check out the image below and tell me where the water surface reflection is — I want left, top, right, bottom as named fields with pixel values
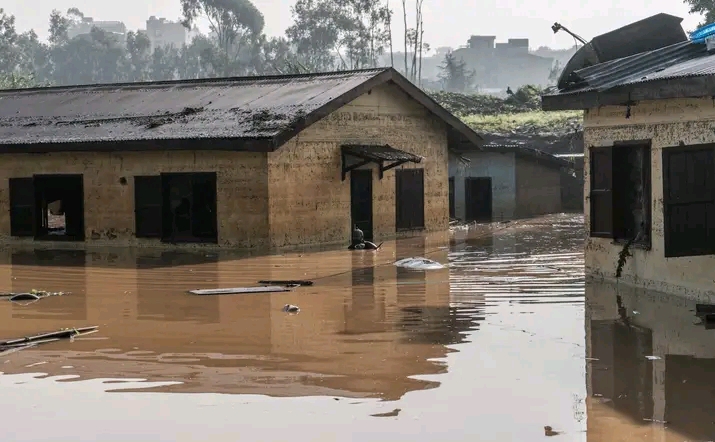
left=586, top=281, right=715, bottom=441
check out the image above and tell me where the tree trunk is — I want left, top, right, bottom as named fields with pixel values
left=402, top=0, right=408, bottom=76
left=387, top=0, right=394, bottom=67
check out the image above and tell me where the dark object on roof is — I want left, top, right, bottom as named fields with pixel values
left=0, top=68, right=483, bottom=154
left=341, top=144, right=422, bottom=180
left=542, top=39, right=714, bottom=110
left=557, top=13, right=687, bottom=90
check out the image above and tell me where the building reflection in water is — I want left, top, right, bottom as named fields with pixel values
left=0, top=235, right=483, bottom=401
left=586, top=280, right=715, bottom=441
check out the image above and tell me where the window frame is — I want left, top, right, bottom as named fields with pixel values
left=588, top=141, right=652, bottom=249
left=395, top=168, right=425, bottom=231
left=662, top=143, right=715, bottom=258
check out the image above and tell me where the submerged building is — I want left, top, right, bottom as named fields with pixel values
left=542, top=13, right=715, bottom=296
left=0, top=68, right=483, bottom=250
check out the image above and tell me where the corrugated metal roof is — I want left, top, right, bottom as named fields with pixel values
left=0, top=69, right=387, bottom=145
left=559, top=40, right=711, bottom=94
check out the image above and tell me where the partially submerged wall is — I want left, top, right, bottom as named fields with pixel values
left=449, top=151, right=516, bottom=221
left=584, top=97, right=715, bottom=296
left=267, top=82, right=449, bottom=248
left=514, top=155, right=562, bottom=218
left=0, top=150, right=269, bottom=248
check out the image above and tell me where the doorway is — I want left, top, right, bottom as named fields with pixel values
left=465, top=177, right=492, bottom=222
left=160, top=172, right=218, bottom=243
left=350, top=169, right=373, bottom=241
left=34, top=174, right=85, bottom=240
left=448, top=177, right=455, bottom=219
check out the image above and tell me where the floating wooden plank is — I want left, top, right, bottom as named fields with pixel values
left=188, top=286, right=293, bottom=295
left=258, top=280, right=314, bottom=286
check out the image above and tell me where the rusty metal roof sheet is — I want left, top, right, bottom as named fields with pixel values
left=0, top=69, right=388, bottom=145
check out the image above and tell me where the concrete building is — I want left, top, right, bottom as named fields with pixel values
left=451, top=36, right=554, bottom=89
left=0, top=68, right=483, bottom=250
left=542, top=13, right=715, bottom=296
left=67, top=17, right=127, bottom=42
left=448, top=143, right=575, bottom=222
left=145, top=16, right=189, bottom=51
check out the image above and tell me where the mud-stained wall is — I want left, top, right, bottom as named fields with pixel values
left=448, top=151, right=515, bottom=221
left=514, top=156, right=562, bottom=218
left=583, top=97, right=715, bottom=296
left=0, top=150, right=269, bottom=248
left=267, top=83, right=449, bottom=248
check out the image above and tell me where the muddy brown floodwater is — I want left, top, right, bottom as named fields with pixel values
left=0, top=214, right=710, bottom=441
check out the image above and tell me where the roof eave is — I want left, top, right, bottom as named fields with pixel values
left=542, top=75, right=715, bottom=111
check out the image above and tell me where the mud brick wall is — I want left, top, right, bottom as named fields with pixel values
left=0, top=149, right=269, bottom=248
left=513, top=155, right=562, bottom=218
left=267, top=83, right=449, bottom=248
left=583, top=97, right=715, bottom=297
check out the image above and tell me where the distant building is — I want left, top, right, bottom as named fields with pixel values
left=67, top=17, right=127, bottom=43
left=145, top=16, right=188, bottom=51
left=452, top=36, right=554, bottom=90
left=448, top=141, right=577, bottom=222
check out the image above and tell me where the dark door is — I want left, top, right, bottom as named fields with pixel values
left=351, top=169, right=373, bottom=241
left=161, top=172, right=218, bottom=243
left=448, top=177, right=455, bottom=219
left=465, top=177, right=492, bottom=222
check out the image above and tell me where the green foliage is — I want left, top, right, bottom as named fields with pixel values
left=429, top=85, right=545, bottom=116
left=684, top=0, right=715, bottom=27
left=438, top=51, right=474, bottom=92
left=0, top=72, right=37, bottom=89
left=461, top=111, right=582, bottom=136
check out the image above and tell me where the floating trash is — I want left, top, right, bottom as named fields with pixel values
left=394, top=257, right=446, bottom=270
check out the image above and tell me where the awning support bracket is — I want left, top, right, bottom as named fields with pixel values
left=379, top=160, right=409, bottom=179
left=341, top=153, right=372, bottom=181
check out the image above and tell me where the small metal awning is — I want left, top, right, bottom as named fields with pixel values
left=341, top=144, right=422, bottom=180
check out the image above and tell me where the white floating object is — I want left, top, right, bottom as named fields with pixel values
left=394, top=257, right=446, bottom=270
left=188, top=286, right=293, bottom=295
left=645, top=355, right=662, bottom=360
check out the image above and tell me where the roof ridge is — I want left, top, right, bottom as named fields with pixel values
left=0, top=67, right=392, bottom=94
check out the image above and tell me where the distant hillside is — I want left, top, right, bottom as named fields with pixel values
left=428, top=86, right=583, bottom=154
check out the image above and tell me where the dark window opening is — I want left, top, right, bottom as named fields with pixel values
left=589, top=143, right=651, bottom=247
left=395, top=168, right=425, bottom=231
left=448, top=177, right=455, bottom=219
left=663, top=145, right=715, bottom=257
left=9, top=175, right=84, bottom=241
left=137, top=172, right=218, bottom=244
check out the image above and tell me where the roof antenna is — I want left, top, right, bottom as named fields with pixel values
left=552, top=22, right=588, bottom=46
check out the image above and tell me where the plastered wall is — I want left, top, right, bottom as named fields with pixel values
left=267, top=83, right=449, bottom=248
left=584, top=97, right=715, bottom=296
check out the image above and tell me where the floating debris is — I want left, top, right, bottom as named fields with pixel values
left=282, top=304, right=300, bottom=313
left=394, top=257, right=446, bottom=270
left=258, top=280, right=313, bottom=287
left=188, top=286, right=294, bottom=295
left=544, top=426, right=562, bottom=436
left=0, top=326, right=99, bottom=354
left=645, top=355, right=662, bottom=360
left=371, top=408, right=401, bottom=418
left=0, top=289, right=69, bottom=301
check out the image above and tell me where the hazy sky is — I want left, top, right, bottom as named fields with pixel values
left=4, top=0, right=702, bottom=51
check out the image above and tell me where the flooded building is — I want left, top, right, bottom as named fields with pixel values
left=542, top=13, right=715, bottom=296
left=447, top=143, right=574, bottom=222
left=0, top=68, right=483, bottom=250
